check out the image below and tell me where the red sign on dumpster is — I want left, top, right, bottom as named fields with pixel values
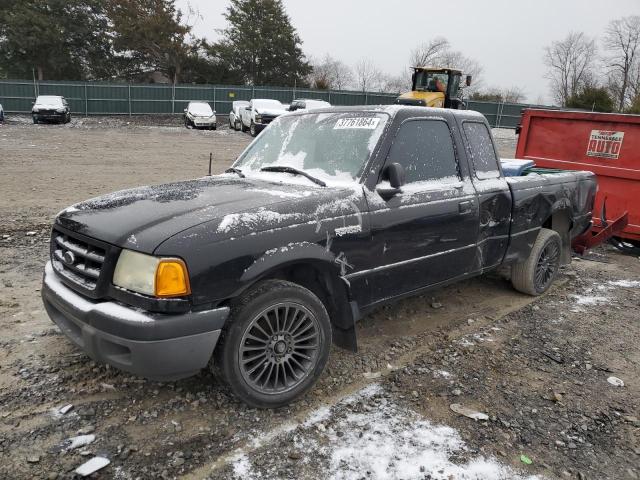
left=586, top=130, right=625, bottom=160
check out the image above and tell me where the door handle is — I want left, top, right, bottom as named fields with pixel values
left=458, top=200, right=473, bottom=214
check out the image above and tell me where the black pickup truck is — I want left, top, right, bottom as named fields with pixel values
left=42, top=106, right=596, bottom=407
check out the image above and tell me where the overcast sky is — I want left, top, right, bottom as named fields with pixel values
left=176, top=0, right=639, bottom=104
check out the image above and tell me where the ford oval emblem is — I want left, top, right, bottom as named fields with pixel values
left=62, top=250, right=76, bottom=265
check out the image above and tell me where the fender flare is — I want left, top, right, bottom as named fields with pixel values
left=240, top=242, right=359, bottom=352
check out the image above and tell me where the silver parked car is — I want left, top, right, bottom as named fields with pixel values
left=228, top=100, right=249, bottom=131
left=184, top=101, right=217, bottom=130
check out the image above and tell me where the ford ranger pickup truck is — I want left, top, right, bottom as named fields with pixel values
left=42, top=106, right=596, bottom=408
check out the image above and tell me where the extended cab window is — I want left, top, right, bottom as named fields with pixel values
left=387, top=119, right=459, bottom=184
left=463, top=122, right=500, bottom=179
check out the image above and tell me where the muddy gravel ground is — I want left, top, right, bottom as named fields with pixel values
left=1, top=117, right=639, bottom=480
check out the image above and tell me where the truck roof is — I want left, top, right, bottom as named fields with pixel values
left=285, top=104, right=486, bottom=122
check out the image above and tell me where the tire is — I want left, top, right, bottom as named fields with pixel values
left=250, top=122, right=257, bottom=137
left=229, top=117, right=234, bottom=129
left=609, top=237, right=640, bottom=256
left=511, top=228, right=562, bottom=296
left=33, top=116, right=38, bottom=124
left=234, top=121, right=240, bottom=131
left=212, top=279, right=331, bottom=408
left=241, top=120, right=248, bottom=133
left=212, top=124, right=217, bottom=130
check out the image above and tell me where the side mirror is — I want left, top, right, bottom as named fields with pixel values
left=183, top=108, right=188, bottom=113
left=465, top=75, right=472, bottom=87
left=377, top=162, right=405, bottom=199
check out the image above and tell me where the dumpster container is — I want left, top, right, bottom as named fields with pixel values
left=515, top=109, right=640, bottom=252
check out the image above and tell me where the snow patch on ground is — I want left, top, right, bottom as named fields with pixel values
left=231, top=384, right=537, bottom=480
left=608, top=279, right=640, bottom=288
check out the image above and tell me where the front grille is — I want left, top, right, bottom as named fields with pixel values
left=261, top=115, right=276, bottom=124
left=51, top=231, right=106, bottom=291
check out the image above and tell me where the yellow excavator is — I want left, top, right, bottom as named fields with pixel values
left=395, top=67, right=471, bottom=109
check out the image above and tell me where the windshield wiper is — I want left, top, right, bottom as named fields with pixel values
left=225, top=167, right=245, bottom=178
left=260, top=165, right=327, bottom=187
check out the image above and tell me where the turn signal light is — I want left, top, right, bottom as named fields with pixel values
left=155, top=259, right=191, bottom=297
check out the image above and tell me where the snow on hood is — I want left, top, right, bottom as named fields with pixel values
left=34, top=96, right=64, bottom=108
left=255, top=107, right=287, bottom=116
left=188, top=103, right=214, bottom=117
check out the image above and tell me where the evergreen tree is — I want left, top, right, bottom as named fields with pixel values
left=105, top=0, right=193, bottom=83
left=0, top=0, right=112, bottom=80
left=566, top=86, right=614, bottom=112
left=214, top=0, right=311, bottom=86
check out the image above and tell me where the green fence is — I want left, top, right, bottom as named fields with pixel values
left=0, top=79, right=549, bottom=128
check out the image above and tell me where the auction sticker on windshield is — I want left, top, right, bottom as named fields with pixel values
left=334, top=117, right=380, bottom=129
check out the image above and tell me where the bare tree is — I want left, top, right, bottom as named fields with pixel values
left=379, top=73, right=407, bottom=93
left=354, top=58, right=381, bottom=92
left=408, top=37, right=483, bottom=92
left=308, top=54, right=353, bottom=90
left=471, top=86, right=526, bottom=103
left=603, top=16, right=640, bottom=111
left=544, top=32, right=597, bottom=106
left=410, top=37, right=450, bottom=67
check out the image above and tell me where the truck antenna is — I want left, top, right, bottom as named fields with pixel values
left=208, top=152, right=212, bottom=176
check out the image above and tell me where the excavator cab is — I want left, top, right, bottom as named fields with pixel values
left=395, top=67, right=471, bottom=109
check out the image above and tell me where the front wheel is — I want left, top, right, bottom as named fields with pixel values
left=511, top=228, right=562, bottom=296
left=212, top=280, right=331, bottom=408
left=250, top=122, right=258, bottom=137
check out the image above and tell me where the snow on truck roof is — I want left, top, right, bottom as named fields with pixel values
left=284, top=104, right=486, bottom=121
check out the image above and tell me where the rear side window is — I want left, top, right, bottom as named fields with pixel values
left=387, top=119, right=459, bottom=184
left=463, top=122, right=500, bottom=179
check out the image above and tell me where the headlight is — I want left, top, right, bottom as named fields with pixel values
left=113, top=250, right=191, bottom=297
left=33, top=108, right=39, bottom=113
left=255, top=114, right=262, bottom=122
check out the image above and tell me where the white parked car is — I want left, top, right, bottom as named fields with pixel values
left=32, top=95, right=71, bottom=124
left=288, top=99, right=331, bottom=112
left=240, top=99, right=287, bottom=137
left=0, top=103, right=4, bottom=122
left=228, top=100, right=249, bottom=131
left=184, top=101, right=217, bottom=130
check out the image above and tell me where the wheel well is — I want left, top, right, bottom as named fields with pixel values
left=259, top=261, right=357, bottom=351
left=543, top=210, right=572, bottom=264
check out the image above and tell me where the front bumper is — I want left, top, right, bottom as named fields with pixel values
left=42, top=262, right=229, bottom=381
left=193, top=117, right=217, bottom=127
left=33, top=112, right=66, bottom=120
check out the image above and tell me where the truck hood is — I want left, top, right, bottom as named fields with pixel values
left=397, top=91, right=444, bottom=107
left=256, top=108, right=286, bottom=116
left=55, top=175, right=359, bottom=253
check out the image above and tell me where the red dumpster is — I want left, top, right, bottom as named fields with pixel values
left=516, top=109, right=640, bottom=252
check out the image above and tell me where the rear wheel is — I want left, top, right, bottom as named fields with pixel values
left=212, top=280, right=331, bottom=408
left=241, top=120, right=248, bottom=132
left=511, top=228, right=562, bottom=296
left=33, top=116, right=38, bottom=124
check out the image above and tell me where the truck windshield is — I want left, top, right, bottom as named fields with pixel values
left=233, top=112, right=388, bottom=184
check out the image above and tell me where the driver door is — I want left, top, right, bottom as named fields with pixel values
left=363, top=118, right=480, bottom=304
